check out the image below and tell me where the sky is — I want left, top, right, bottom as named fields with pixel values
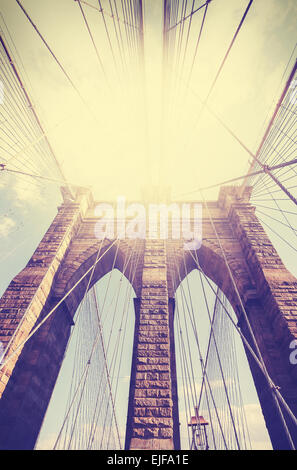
left=0, top=0, right=296, bottom=201
left=0, top=0, right=296, bottom=451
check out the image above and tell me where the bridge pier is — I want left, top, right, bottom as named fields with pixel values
left=125, top=240, right=180, bottom=450
left=0, top=186, right=296, bottom=449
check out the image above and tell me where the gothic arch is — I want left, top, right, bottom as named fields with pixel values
left=53, top=238, right=144, bottom=316
left=0, top=186, right=296, bottom=450
left=169, top=241, right=256, bottom=320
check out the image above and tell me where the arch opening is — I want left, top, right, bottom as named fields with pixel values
left=174, top=269, right=272, bottom=450
left=171, top=243, right=255, bottom=321
left=36, top=268, right=136, bottom=450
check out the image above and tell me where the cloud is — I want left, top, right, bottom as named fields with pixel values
left=244, top=403, right=272, bottom=450
left=0, top=170, right=45, bottom=212
left=36, top=421, right=126, bottom=450
left=178, top=399, right=272, bottom=450
left=35, top=432, right=57, bottom=450
left=0, top=216, right=16, bottom=237
left=12, top=179, right=44, bottom=207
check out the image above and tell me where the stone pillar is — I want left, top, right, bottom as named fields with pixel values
left=125, top=240, right=180, bottom=450
left=219, top=186, right=297, bottom=449
left=0, top=187, right=91, bottom=449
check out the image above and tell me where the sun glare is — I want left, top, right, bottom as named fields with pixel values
left=1, top=0, right=293, bottom=203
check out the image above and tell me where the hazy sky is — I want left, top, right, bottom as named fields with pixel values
left=0, top=0, right=296, bottom=201
left=0, top=0, right=296, bottom=450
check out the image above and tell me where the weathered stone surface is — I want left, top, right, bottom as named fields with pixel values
left=134, top=416, right=173, bottom=427
left=0, top=185, right=297, bottom=450
left=125, top=239, right=179, bottom=450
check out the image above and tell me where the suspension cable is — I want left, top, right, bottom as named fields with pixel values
left=0, top=238, right=119, bottom=372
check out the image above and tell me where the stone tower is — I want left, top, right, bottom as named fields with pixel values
left=0, top=185, right=296, bottom=450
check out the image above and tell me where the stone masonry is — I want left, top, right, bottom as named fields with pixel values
left=0, top=185, right=296, bottom=449
left=125, top=239, right=179, bottom=450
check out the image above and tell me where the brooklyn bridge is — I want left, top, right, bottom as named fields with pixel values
left=0, top=0, right=296, bottom=451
